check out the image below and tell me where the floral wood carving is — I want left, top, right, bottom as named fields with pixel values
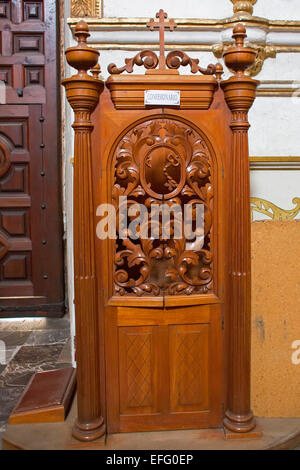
left=112, top=118, right=214, bottom=297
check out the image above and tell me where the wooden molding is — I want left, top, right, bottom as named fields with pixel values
left=107, top=74, right=217, bottom=110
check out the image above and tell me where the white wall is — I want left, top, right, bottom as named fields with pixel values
left=255, top=0, right=300, bottom=21
left=103, top=0, right=232, bottom=19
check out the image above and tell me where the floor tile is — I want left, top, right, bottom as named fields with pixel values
left=10, top=344, right=65, bottom=366
left=0, top=344, right=65, bottom=388
left=57, top=339, right=72, bottom=364
left=0, top=316, right=70, bottom=332
left=0, top=331, right=31, bottom=347
left=0, top=385, right=25, bottom=421
left=25, top=328, right=70, bottom=346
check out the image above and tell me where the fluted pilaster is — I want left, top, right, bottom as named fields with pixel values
left=62, top=21, right=105, bottom=442
left=221, top=24, right=259, bottom=434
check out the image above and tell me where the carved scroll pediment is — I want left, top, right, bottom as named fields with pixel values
left=108, top=9, right=219, bottom=77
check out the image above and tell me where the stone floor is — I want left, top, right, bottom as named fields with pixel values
left=0, top=316, right=72, bottom=450
left=0, top=316, right=299, bottom=450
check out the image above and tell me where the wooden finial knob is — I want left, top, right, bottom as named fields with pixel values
left=65, top=20, right=99, bottom=76
left=74, top=20, right=90, bottom=44
left=91, top=64, right=101, bottom=79
left=222, top=23, right=256, bottom=76
left=233, top=23, right=247, bottom=48
left=215, top=62, right=224, bottom=81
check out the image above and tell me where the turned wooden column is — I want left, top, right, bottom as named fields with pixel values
left=62, top=21, right=105, bottom=441
left=221, top=24, right=259, bottom=433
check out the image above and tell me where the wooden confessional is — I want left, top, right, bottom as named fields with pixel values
left=63, top=11, right=259, bottom=442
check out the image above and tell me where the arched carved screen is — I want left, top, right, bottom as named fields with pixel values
left=112, top=117, right=214, bottom=298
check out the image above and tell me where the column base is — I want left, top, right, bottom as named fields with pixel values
left=223, top=409, right=258, bottom=435
left=224, top=424, right=262, bottom=440
left=72, top=417, right=106, bottom=442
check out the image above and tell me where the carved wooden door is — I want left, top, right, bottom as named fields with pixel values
left=0, top=0, right=64, bottom=317
left=94, top=101, right=227, bottom=433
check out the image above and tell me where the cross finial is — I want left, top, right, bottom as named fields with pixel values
left=147, top=9, right=177, bottom=71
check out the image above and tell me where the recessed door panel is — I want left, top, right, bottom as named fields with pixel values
left=118, top=325, right=159, bottom=416
left=169, top=323, right=209, bottom=413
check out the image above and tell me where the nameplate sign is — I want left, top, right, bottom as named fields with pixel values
left=144, top=90, right=180, bottom=106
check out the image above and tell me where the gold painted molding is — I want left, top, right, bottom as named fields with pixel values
left=71, top=0, right=102, bottom=18
left=68, top=17, right=300, bottom=33
left=250, top=157, right=300, bottom=170
left=256, top=81, right=300, bottom=97
left=250, top=197, right=300, bottom=221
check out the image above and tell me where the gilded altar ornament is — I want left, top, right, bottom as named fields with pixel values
left=71, top=0, right=101, bottom=18
left=230, top=0, right=257, bottom=16
left=250, top=197, right=300, bottom=222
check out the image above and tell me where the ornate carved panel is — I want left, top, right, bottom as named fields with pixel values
left=112, top=118, right=214, bottom=298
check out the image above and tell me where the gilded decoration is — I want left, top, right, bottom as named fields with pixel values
left=230, top=0, right=257, bottom=16
left=71, top=0, right=101, bottom=17
left=250, top=197, right=300, bottom=221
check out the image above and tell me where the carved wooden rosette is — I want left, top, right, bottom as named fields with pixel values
left=221, top=24, right=259, bottom=434
left=62, top=21, right=105, bottom=442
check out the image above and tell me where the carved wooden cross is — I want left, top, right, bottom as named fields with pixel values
left=147, top=9, right=177, bottom=71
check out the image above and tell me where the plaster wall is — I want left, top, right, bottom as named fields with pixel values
left=251, top=220, right=300, bottom=417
